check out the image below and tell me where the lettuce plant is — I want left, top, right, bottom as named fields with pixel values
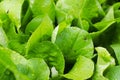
left=0, top=0, right=120, bottom=80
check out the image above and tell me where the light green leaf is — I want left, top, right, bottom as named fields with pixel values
left=25, top=15, right=43, bottom=34
left=0, top=0, right=24, bottom=30
left=51, top=21, right=70, bottom=43
left=90, top=7, right=116, bottom=45
left=0, top=20, right=8, bottom=47
left=110, top=17, right=120, bottom=65
left=111, top=44, right=120, bottom=65
left=27, top=58, right=50, bottom=80
left=104, top=66, right=120, bottom=80
left=55, top=27, right=94, bottom=61
left=94, top=6, right=115, bottom=30
left=8, top=40, right=26, bottom=55
left=92, top=47, right=115, bottom=80
left=56, top=0, right=104, bottom=23
left=98, top=0, right=106, bottom=4
left=26, top=16, right=53, bottom=54
left=0, top=46, right=50, bottom=80
left=77, top=19, right=89, bottom=31
left=63, top=55, right=94, bottom=80
left=0, top=64, right=6, bottom=77
left=27, top=41, right=65, bottom=74
left=113, top=2, right=120, bottom=18
left=29, top=0, right=55, bottom=21
left=0, top=47, right=30, bottom=80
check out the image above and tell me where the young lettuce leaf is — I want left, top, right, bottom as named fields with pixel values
left=55, top=27, right=94, bottom=61
left=27, top=41, right=65, bottom=74
left=8, top=40, right=26, bottom=55
left=56, top=0, right=104, bottom=25
left=92, top=47, right=115, bottom=80
left=0, top=46, right=50, bottom=80
left=110, top=4, right=120, bottom=64
left=63, top=55, right=94, bottom=80
left=0, top=0, right=24, bottom=30
left=0, top=20, right=8, bottom=47
left=90, top=6, right=116, bottom=45
left=26, top=15, right=53, bottom=54
left=0, top=47, right=30, bottom=80
left=51, top=21, right=70, bottom=43
left=113, top=2, right=120, bottom=18
left=29, top=0, right=55, bottom=21
left=104, top=66, right=120, bottom=80
left=93, top=6, right=115, bottom=30
left=25, top=15, right=43, bottom=35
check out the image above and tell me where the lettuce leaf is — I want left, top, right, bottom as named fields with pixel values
left=27, top=41, right=65, bottom=74
left=0, top=0, right=24, bottom=30
left=55, top=27, right=94, bottom=61
left=104, top=66, right=120, bottom=80
left=63, top=55, right=94, bottom=80
left=0, top=46, right=50, bottom=80
left=26, top=15, right=53, bottom=54
left=56, top=0, right=104, bottom=26
left=0, top=20, right=8, bottom=47
left=29, top=0, right=55, bottom=21
left=92, top=47, right=115, bottom=80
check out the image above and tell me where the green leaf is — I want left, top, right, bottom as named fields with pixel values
left=27, top=41, right=65, bottom=74
left=27, top=58, right=50, bottom=80
left=92, top=47, right=115, bottom=80
left=0, top=0, right=24, bottom=30
left=56, top=0, right=104, bottom=23
left=111, top=44, right=120, bottom=65
left=26, top=16, right=53, bottom=54
left=77, top=19, right=89, bottom=31
left=51, top=21, right=70, bottom=43
left=0, top=64, right=6, bottom=77
left=104, top=66, right=120, bottom=80
left=0, top=47, right=30, bottom=80
left=90, top=7, right=116, bottom=45
left=8, top=40, right=26, bottom=55
left=63, top=55, right=94, bottom=80
left=0, top=15, right=18, bottom=41
left=0, top=46, right=50, bottom=80
left=25, top=15, right=43, bottom=34
left=0, top=20, right=8, bottom=47
left=110, top=18, right=120, bottom=65
left=29, top=0, right=55, bottom=21
left=98, top=0, right=106, bottom=4
left=113, top=2, right=120, bottom=18
left=94, top=6, right=115, bottom=30
left=55, top=27, right=94, bottom=61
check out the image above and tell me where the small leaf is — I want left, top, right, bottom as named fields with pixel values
left=92, top=47, right=115, bottom=80
left=104, top=66, right=120, bottom=80
left=29, top=0, right=55, bottom=21
left=26, top=16, right=53, bottom=54
left=25, top=15, right=43, bottom=34
left=56, top=0, right=104, bottom=24
left=51, top=21, right=70, bottom=43
left=0, top=47, right=30, bottom=80
left=0, top=46, right=50, bottom=80
left=27, top=41, right=65, bottom=74
left=63, top=55, right=94, bottom=80
left=94, top=6, right=115, bottom=30
left=111, top=44, right=120, bottom=64
left=55, top=27, right=94, bottom=61
left=0, top=0, right=24, bottom=30
left=0, top=20, right=8, bottom=47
